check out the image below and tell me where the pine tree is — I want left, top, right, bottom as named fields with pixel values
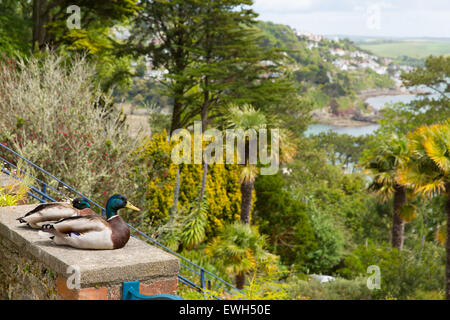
left=127, top=0, right=303, bottom=133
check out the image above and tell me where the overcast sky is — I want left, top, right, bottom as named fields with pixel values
left=252, top=0, right=450, bottom=38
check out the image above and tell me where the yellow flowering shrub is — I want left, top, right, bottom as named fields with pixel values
left=127, top=131, right=242, bottom=237
left=0, top=164, right=31, bottom=206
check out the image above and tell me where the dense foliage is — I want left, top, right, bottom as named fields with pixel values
left=1, top=1, right=449, bottom=301
left=0, top=53, right=136, bottom=203
left=337, top=242, right=445, bottom=299
left=125, top=131, right=242, bottom=238
left=254, top=174, right=317, bottom=269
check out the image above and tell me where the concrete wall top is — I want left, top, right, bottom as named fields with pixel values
left=0, top=204, right=179, bottom=287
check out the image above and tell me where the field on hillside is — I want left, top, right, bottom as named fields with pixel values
left=359, top=40, right=450, bottom=58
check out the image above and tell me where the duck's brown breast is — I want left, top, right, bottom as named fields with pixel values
left=108, top=216, right=131, bottom=249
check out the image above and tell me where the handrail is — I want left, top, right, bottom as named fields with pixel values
left=0, top=143, right=242, bottom=299
left=0, top=143, right=105, bottom=211
left=1, top=167, right=57, bottom=203
left=127, top=223, right=243, bottom=295
left=122, top=281, right=183, bottom=300
left=0, top=156, right=67, bottom=201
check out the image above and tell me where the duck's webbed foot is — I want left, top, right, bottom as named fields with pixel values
left=41, top=224, right=55, bottom=231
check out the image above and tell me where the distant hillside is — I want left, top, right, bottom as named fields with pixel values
left=256, top=21, right=398, bottom=115
left=120, top=21, right=405, bottom=124
left=358, top=40, right=450, bottom=61
left=326, top=35, right=450, bottom=43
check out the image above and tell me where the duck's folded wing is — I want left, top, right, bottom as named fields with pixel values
left=19, top=203, right=76, bottom=223
left=52, top=216, right=109, bottom=234
left=20, top=203, right=57, bottom=218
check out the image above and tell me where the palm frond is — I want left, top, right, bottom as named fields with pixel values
left=205, top=222, right=274, bottom=276
left=240, top=165, right=259, bottom=183
left=225, top=104, right=267, bottom=131
left=399, top=120, right=450, bottom=197
left=423, top=127, right=450, bottom=173
left=362, top=133, right=410, bottom=199
left=180, top=197, right=208, bottom=249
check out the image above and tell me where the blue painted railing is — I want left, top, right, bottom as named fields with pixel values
left=0, top=143, right=243, bottom=299
left=122, top=281, right=183, bottom=300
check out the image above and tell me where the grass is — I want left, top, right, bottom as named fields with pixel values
left=359, top=41, right=450, bottom=59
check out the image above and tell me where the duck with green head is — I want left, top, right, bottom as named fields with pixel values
left=17, top=197, right=95, bottom=229
left=39, top=194, right=140, bottom=250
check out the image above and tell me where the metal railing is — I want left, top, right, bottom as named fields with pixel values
left=0, top=143, right=243, bottom=299
left=122, top=281, right=183, bottom=300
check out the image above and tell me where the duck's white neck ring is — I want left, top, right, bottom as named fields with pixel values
left=107, top=215, right=119, bottom=221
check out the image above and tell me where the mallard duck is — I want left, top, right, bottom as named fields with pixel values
left=39, top=194, right=140, bottom=250
left=72, top=198, right=97, bottom=217
left=17, top=197, right=93, bottom=229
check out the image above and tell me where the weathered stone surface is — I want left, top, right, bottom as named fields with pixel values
left=0, top=204, right=179, bottom=299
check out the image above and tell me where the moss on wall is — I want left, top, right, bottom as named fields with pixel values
left=0, top=235, right=58, bottom=299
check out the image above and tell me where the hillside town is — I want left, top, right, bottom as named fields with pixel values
left=295, top=30, right=415, bottom=88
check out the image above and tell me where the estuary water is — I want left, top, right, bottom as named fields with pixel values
left=305, top=94, right=419, bottom=137
left=305, top=123, right=380, bottom=137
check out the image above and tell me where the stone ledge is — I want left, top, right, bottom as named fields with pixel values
left=0, top=204, right=179, bottom=297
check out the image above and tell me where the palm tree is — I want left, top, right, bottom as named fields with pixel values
left=205, top=222, right=276, bottom=289
left=396, top=120, right=450, bottom=299
left=361, top=134, right=412, bottom=249
left=225, top=105, right=266, bottom=224
left=225, top=104, right=297, bottom=225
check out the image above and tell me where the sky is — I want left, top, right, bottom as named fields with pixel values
left=252, top=0, right=450, bottom=38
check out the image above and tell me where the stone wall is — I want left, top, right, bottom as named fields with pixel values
left=0, top=233, right=59, bottom=299
left=0, top=205, right=179, bottom=300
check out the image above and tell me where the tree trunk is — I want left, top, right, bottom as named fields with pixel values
left=169, top=94, right=183, bottom=214
left=392, top=185, right=406, bottom=250
left=445, top=183, right=450, bottom=300
left=171, top=166, right=181, bottom=215
left=198, top=82, right=210, bottom=201
left=235, top=272, right=246, bottom=290
left=199, top=161, right=208, bottom=200
left=237, top=173, right=253, bottom=290
left=32, top=0, right=49, bottom=51
left=169, top=98, right=183, bottom=135
left=240, top=179, right=254, bottom=225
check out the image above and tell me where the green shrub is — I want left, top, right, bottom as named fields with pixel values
left=205, top=222, right=278, bottom=280
left=0, top=53, right=136, bottom=204
left=148, top=112, right=171, bottom=135
left=254, top=174, right=317, bottom=270
left=305, top=200, right=345, bottom=274
left=126, top=131, right=242, bottom=237
left=0, top=164, right=31, bottom=206
left=336, top=242, right=445, bottom=299
left=408, top=289, right=444, bottom=300
left=286, top=276, right=373, bottom=300
left=0, top=192, right=16, bottom=207
left=177, top=287, right=206, bottom=300
left=155, top=196, right=209, bottom=251
left=230, top=271, right=295, bottom=300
